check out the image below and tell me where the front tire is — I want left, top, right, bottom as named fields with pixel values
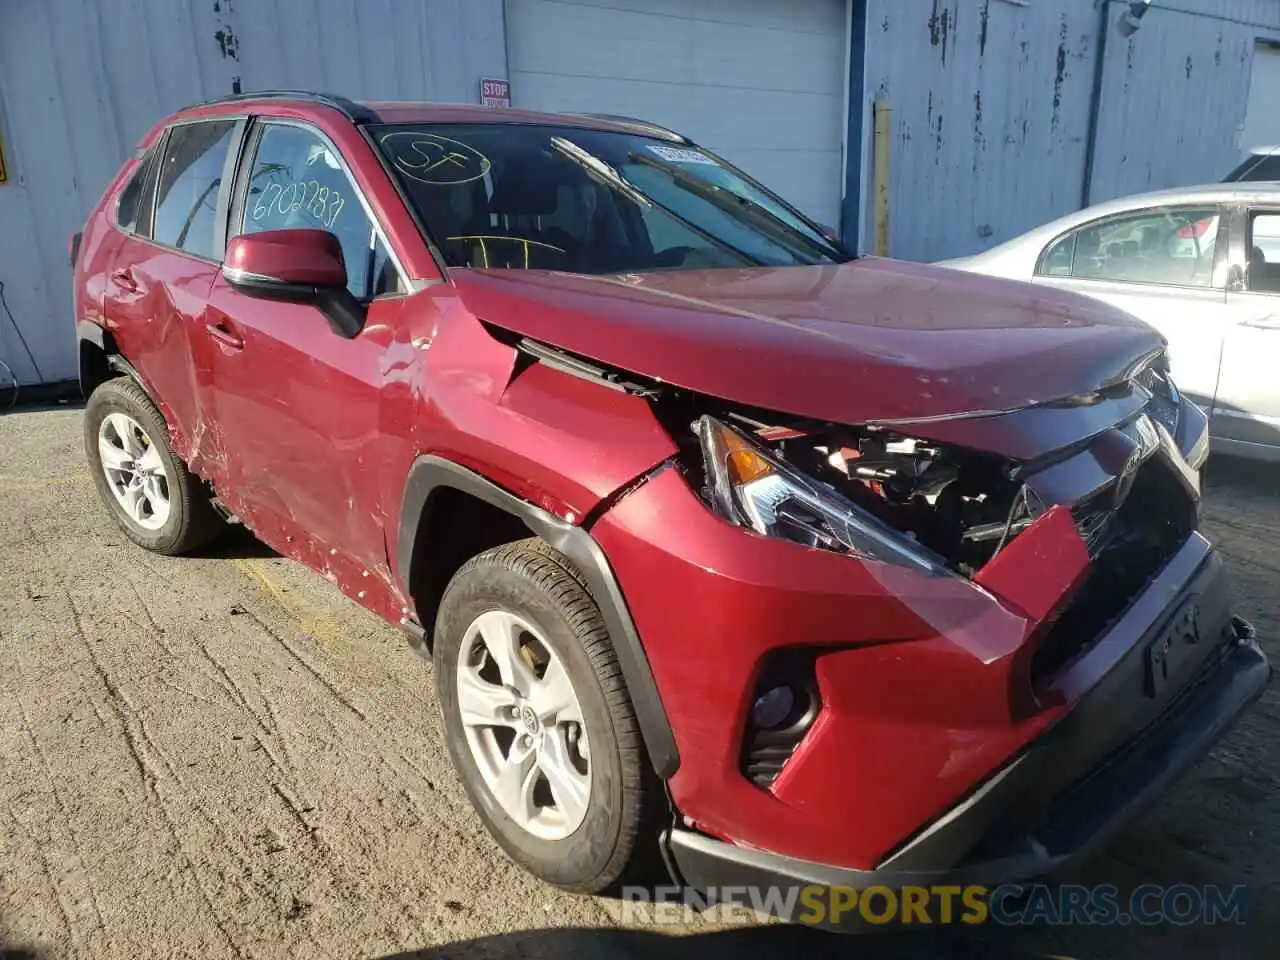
left=84, top=377, right=222, bottom=555
left=434, top=538, right=660, bottom=893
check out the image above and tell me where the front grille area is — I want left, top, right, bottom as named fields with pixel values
left=1030, top=455, right=1197, bottom=687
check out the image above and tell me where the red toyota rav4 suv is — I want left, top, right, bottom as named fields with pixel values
left=73, top=91, right=1268, bottom=923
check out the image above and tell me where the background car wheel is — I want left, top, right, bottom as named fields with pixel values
left=434, top=538, right=662, bottom=894
left=84, top=377, right=222, bottom=555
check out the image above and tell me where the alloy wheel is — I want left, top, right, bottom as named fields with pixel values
left=97, top=412, right=171, bottom=531
left=456, top=609, right=592, bottom=840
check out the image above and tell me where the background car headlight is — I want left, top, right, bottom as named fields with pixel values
left=1184, top=403, right=1210, bottom=470
left=696, top=416, right=946, bottom=574
left=1160, top=366, right=1210, bottom=470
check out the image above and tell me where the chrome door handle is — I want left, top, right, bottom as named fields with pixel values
left=206, top=320, right=244, bottom=349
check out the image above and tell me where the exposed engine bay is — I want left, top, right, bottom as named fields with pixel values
left=700, top=415, right=1030, bottom=576
left=511, top=335, right=1199, bottom=582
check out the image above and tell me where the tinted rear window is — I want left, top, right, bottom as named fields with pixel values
left=116, top=151, right=154, bottom=233
left=153, top=120, right=237, bottom=259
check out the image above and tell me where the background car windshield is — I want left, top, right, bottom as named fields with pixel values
left=370, top=123, right=850, bottom=273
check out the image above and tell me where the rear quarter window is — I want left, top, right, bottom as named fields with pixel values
left=152, top=120, right=239, bottom=259
left=116, top=151, right=155, bottom=234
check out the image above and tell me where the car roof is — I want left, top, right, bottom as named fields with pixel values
left=957, top=181, right=1280, bottom=265
left=1082, top=181, right=1280, bottom=210
left=177, top=90, right=689, bottom=142
left=363, top=101, right=688, bottom=140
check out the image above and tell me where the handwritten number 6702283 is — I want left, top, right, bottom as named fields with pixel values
left=251, top=178, right=345, bottom=230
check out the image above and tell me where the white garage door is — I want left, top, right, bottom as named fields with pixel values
left=1240, top=42, right=1280, bottom=158
left=505, top=0, right=847, bottom=229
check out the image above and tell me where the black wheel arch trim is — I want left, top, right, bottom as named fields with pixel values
left=77, top=320, right=107, bottom=394
left=77, top=320, right=158, bottom=404
left=78, top=319, right=106, bottom=351
left=397, top=455, right=680, bottom=779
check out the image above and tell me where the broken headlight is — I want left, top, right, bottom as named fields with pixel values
left=696, top=417, right=945, bottom=574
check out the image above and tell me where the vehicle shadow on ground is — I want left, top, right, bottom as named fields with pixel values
left=376, top=902, right=1278, bottom=960
left=378, top=925, right=973, bottom=960
left=193, top=522, right=279, bottom=560
left=376, top=816, right=1280, bottom=960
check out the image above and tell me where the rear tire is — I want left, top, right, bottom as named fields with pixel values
left=434, top=538, right=661, bottom=894
left=84, top=376, right=222, bottom=555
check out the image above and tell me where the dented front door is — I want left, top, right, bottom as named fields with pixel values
left=203, top=274, right=390, bottom=579
left=201, top=117, right=401, bottom=581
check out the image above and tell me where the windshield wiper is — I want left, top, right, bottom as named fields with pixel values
left=627, top=151, right=843, bottom=263
left=549, top=137, right=763, bottom=267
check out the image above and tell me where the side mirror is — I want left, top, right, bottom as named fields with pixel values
left=222, top=229, right=364, bottom=338
left=1227, top=263, right=1248, bottom=293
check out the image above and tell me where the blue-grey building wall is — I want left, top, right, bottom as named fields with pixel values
left=859, top=0, right=1280, bottom=262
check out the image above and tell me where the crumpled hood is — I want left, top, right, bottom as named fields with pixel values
left=450, top=258, right=1164, bottom=425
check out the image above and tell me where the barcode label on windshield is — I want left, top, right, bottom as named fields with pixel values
left=646, top=145, right=716, bottom=165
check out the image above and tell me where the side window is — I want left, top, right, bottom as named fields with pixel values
left=116, top=151, right=154, bottom=234
left=1246, top=211, right=1280, bottom=293
left=1040, top=207, right=1221, bottom=288
left=240, top=123, right=393, bottom=300
left=1039, top=233, right=1076, bottom=277
left=153, top=121, right=238, bottom=259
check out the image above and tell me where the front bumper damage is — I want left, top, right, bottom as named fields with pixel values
left=660, top=542, right=1268, bottom=930
left=583, top=367, right=1267, bottom=925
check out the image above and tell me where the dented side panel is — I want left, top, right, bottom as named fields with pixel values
left=392, top=301, right=677, bottom=519
left=372, top=288, right=679, bottom=607
left=104, top=240, right=221, bottom=467
left=199, top=276, right=405, bottom=622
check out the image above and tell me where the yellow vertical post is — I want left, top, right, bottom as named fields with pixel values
left=873, top=100, right=892, bottom=256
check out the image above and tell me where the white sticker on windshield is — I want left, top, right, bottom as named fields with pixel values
left=646, top=144, right=717, bottom=166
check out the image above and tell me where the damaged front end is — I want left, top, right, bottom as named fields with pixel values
left=502, top=334, right=1242, bottom=874
left=673, top=355, right=1211, bottom=698
left=678, top=354, right=1202, bottom=577
left=692, top=414, right=1027, bottom=578
left=516, top=333, right=1209, bottom=689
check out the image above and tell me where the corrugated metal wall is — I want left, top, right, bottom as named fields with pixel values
left=1088, top=1, right=1280, bottom=202
left=863, top=0, right=1280, bottom=263
left=0, top=0, right=505, bottom=387
left=862, top=0, right=1097, bottom=262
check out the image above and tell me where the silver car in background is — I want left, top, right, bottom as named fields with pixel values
left=943, top=184, right=1280, bottom=463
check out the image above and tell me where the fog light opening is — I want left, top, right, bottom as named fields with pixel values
left=741, top=653, right=823, bottom=788
left=752, top=685, right=799, bottom=731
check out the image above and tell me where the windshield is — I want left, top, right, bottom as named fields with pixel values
left=369, top=123, right=851, bottom=273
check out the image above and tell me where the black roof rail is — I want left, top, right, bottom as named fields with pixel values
left=183, top=89, right=380, bottom=124
left=576, top=113, right=690, bottom=144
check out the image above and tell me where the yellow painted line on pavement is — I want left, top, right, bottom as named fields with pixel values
left=232, top=557, right=348, bottom=647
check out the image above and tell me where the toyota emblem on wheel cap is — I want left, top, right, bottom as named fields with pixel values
left=521, top=706, right=539, bottom=735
